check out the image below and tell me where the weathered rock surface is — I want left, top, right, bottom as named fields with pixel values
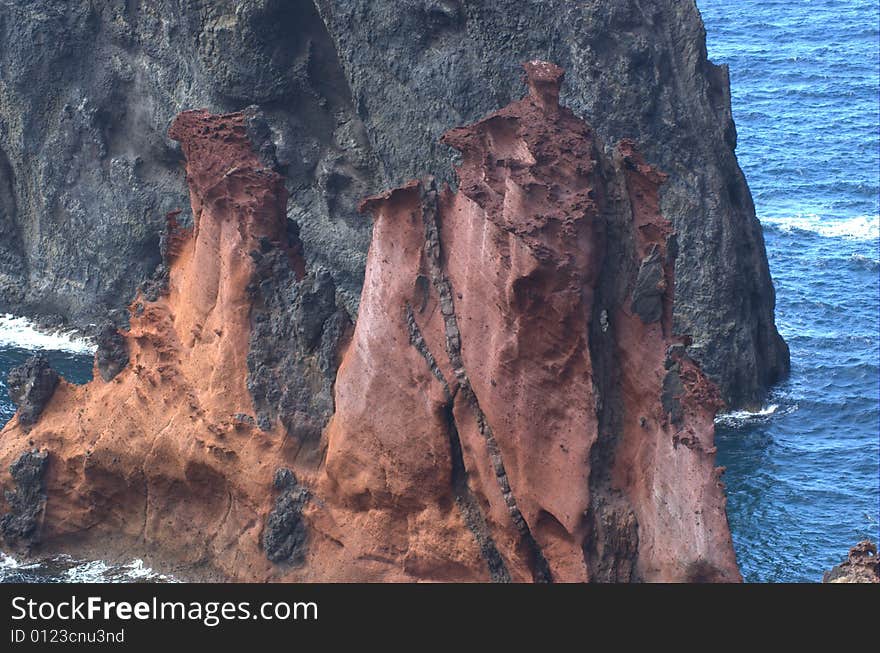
left=0, top=0, right=787, bottom=406
left=822, top=541, right=879, bottom=583
left=0, top=64, right=740, bottom=582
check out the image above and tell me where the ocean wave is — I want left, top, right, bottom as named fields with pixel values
left=0, top=551, right=38, bottom=571
left=760, top=213, right=880, bottom=241
left=715, top=402, right=799, bottom=428
left=0, top=314, right=96, bottom=355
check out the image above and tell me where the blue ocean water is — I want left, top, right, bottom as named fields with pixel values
left=0, top=1, right=878, bottom=583
left=699, top=0, right=880, bottom=581
left=0, top=316, right=94, bottom=426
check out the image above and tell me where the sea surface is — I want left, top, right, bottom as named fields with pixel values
left=700, top=0, right=880, bottom=581
left=0, top=0, right=878, bottom=583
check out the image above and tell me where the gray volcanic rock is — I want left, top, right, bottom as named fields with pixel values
left=0, top=0, right=787, bottom=406
left=95, top=320, right=129, bottom=382
left=263, top=468, right=310, bottom=565
left=246, top=239, right=352, bottom=441
left=631, top=244, right=667, bottom=324
left=0, top=449, right=48, bottom=548
left=0, top=0, right=376, bottom=326
left=6, top=355, right=59, bottom=427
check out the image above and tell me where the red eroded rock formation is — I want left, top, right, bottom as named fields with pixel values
left=0, top=110, right=301, bottom=579
left=822, top=541, right=879, bottom=583
left=0, top=62, right=740, bottom=582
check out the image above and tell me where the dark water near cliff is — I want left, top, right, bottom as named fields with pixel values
left=0, top=1, right=878, bottom=583
left=0, top=316, right=94, bottom=426
left=700, top=0, right=880, bottom=581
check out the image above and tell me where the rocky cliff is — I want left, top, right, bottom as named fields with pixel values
left=0, top=63, right=740, bottom=582
left=0, top=0, right=787, bottom=407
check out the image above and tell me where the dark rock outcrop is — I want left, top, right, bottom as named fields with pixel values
left=632, top=245, right=667, bottom=324
left=0, top=0, right=788, bottom=407
left=0, top=450, right=48, bottom=548
left=95, top=320, right=129, bottom=382
left=6, top=356, right=59, bottom=427
left=247, top=242, right=352, bottom=442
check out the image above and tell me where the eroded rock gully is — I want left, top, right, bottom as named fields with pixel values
left=0, top=63, right=740, bottom=582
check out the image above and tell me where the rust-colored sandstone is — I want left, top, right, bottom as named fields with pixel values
left=0, top=62, right=740, bottom=582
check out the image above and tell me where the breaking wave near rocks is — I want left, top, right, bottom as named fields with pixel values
left=760, top=214, right=879, bottom=241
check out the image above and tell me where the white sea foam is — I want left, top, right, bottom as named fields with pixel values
left=0, top=552, right=176, bottom=582
left=61, top=557, right=176, bottom=582
left=0, top=314, right=96, bottom=354
left=714, top=402, right=800, bottom=428
left=121, top=558, right=177, bottom=582
left=760, top=213, right=880, bottom=241
left=0, top=551, right=38, bottom=570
